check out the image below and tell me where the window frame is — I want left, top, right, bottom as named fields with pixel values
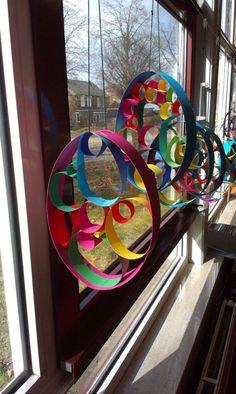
left=0, top=38, right=32, bottom=394
left=35, top=0, right=192, bottom=383
left=2, top=0, right=197, bottom=391
left=1, top=0, right=74, bottom=392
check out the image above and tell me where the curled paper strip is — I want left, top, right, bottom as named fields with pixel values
left=47, top=71, right=226, bottom=290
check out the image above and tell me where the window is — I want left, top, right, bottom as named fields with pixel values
left=215, top=49, right=232, bottom=134
left=75, top=111, right=80, bottom=122
left=80, top=95, right=86, bottom=107
left=97, top=97, right=102, bottom=107
left=86, top=95, right=92, bottom=107
left=0, top=102, right=25, bottom=391
left=0, top=1, right=73, bottom=392
left=0, top=12, right=34, bottom=392
left=93, top=111, right=105, bottom=124
left=198, top=56, right=212, bottom=123
left=0, top=0, right=202, bottom=391
left=80, top=95, right=92, bottom=107
left=230, top=67, right=236, bottom=109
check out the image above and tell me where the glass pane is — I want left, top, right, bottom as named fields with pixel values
left=215, top=50, right=232, bottom=135
left=62, top=0, right=185, bottom=292
left=0, top=48, right=26, bottom=389
left=230, top=70, right=236, bottom=109
left=0, top=161, right=24, bottom=389
left=221, top=0, right=235, bottom=42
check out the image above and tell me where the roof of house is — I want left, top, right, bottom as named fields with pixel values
left=68, top=79, right=104, bottom=97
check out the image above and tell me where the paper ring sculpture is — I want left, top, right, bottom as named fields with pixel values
left=47, top=71, right=226, bottom=290
left=116, top=71, right=197, bottom=184
left=47, top=129, right=160, bottom=290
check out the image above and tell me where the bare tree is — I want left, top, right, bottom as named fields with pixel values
left=101, top=0, right=179, bottom=98
left=63, top=4, right=87, bottom=78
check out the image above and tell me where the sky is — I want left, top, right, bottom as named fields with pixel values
left=63, top=0, right=171, bottom=25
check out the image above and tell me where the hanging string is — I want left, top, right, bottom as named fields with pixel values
left=98, top=0, right=107, bottom=128
left=149, top=0, right=154, bottom=70
left=156, top=0, right=161, bottom=71
left=88, top=0, right=91, bottom=132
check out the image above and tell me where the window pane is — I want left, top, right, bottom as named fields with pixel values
left=0, top=38, right=30, bottom=389
left=221, top=0, right=235, bottom=42
left=230, top=69, right=236, bottom=109
left=62, top=0, right=185, bottom=292
left=0, top=134, right=24, bottom=391
left=215, top=50, right=232, bottom=134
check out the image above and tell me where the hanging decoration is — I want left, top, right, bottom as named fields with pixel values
left=116, top=71, right=226, bottom=204
left=46, top=71, right=226, bottom=290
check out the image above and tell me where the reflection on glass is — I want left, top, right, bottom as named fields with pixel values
left=63, top=0, right=185, bottom=292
